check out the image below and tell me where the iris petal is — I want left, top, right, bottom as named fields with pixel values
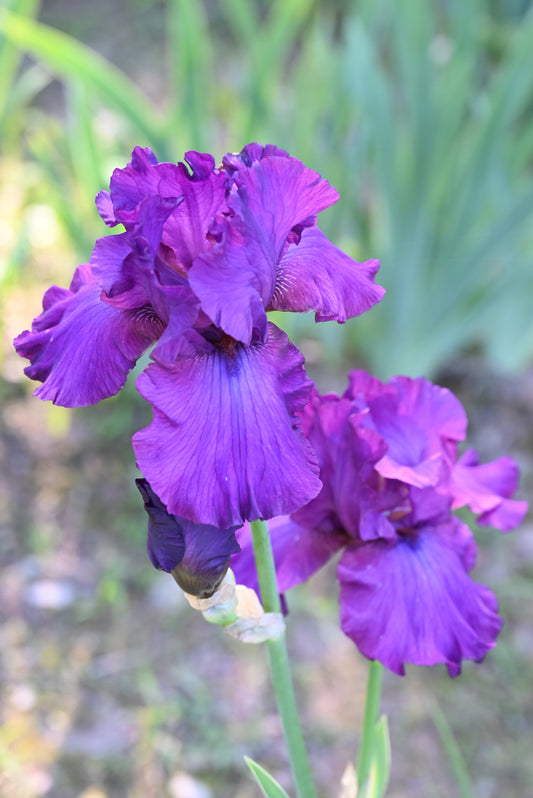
left=14, top=264, right=161, bottom=407
left=451, top=449, right=528, bottom=531
left=189, top=149, right=341, bottom=345
left=100, top=146, right=227, bottom=270
left=133, top=323, right=321, bottom=527
left=273, top=227, right=385, bottom=321
left=338, top=519, right=502, bottom=676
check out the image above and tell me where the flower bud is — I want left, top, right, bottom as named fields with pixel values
left=136, top=478, right=241, bottom=598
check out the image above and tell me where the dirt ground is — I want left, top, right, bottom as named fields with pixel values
left=1, top=342, right=532, bottom=798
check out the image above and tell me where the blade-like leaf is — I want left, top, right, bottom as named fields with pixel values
left=166, top=0, right=212, bottom=151
left=0, top=9, right=167, bottom=151
left=361, top=715, right=391, bottom=798
left=244, top=756, right=292, bottom=798
left=0, top=0, right=40, bottom=120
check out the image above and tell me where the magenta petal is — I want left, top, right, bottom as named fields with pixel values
left=338, top=520, right=502, bottom=676
left=368, top=377, right=467, bottom=488
left=133, top=323, right=321, bottom=527
left=452, top=449, right=528, bottom=531
left=14, top=264, right=160, bottom=407
left=273, top=227, right=385, bottom=321
left=161, top=154, right=228, bottom=270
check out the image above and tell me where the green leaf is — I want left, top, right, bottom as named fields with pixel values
left=0, top=0, right=40, bottom=117
left=0, top=9, right=167, bottom=151
left=244, top=757, right=292, bottom=798
left=431, top=703, right=475, bottom=798
left=359, top=715, right=391, bottom=798
left=166, top=0, right=212, bottom=150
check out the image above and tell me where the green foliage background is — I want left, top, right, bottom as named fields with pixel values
left=2, top=0, right=533, bottom=378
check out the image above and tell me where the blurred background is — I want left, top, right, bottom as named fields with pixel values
left=1, top=1, right=532, bottom=796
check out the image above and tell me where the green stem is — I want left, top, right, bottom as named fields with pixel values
left=250, top=519, right=319, bottom=798
left=357, top=659, right=383, bottom=789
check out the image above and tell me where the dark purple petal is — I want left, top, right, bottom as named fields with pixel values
left=232, top=516, right=344, bottom=596
left=272, top=227, right=385, bottom=321
left=136, top=477, right=186, bottom=571
left=189, top=151, right=340, bottom=345
left=133, top=323, right=321, bottom=527
left=451, top=449, right=528, bottom=531
left=338, top=519, right=502, bottom=676
left=13, top=264, right=161, bottom=407
left=136, top=478, right=240, bottom=597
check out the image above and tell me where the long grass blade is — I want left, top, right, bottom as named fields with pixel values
left=0, top=9, right=167, bottom=151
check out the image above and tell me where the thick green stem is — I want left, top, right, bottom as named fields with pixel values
left=357, top=659, right=383, bottom=790
left=250, top=519, right=318, bottom=798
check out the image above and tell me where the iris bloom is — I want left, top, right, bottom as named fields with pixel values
left=233, top=371, right=527, bottom=676
left=15, top=145, right=384, bottom=529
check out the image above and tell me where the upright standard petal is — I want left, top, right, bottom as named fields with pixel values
left=189, top=148, right=341, bottom=345
left=133, top=323, right=321, bottom=528
left=349, top=374, right=468, bottom=488
left=98, top=146, right=228, bottom=271
left=338, top=519, right=503, bottom=676
left=14, top=264, right=162, bottom=407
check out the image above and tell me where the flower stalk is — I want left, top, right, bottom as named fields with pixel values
left=250, top=519, right=319, bottom=798
left=356, top=659, right=384, bottom=793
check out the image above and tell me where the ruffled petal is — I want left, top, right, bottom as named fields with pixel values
left=189, top=148, right=340, bottom=345
left=161, top=152, right=228, bottom=270
left=91, top=193, right=184, bottom=306
left=293, top=390, right=391, bottom=539
left=136, top=478, right=240, bottom=597
left=102, top=146, right=227, bottom=270
left=14, top=264, right=161, bottom=407
left=338, top=519, right=502, bottom=676
left=352, top=375, right=468, bottom=488
left=272, top=227, right=385, bottom=321
left=226, top=147, right=339, bottom=254
left=188, top=218, right=269, bottom=345
left=451, top=449, right=528, bottom=531
left=133, top=323, right=321, bottom=527
left=232, top=516, right=344, bottom=596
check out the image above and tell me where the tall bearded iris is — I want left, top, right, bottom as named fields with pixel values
left=14, top=144, right=385, bottom=533
left=232, top=371, right=527, bottom=676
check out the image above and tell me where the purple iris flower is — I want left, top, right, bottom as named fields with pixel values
left=14, top=145, right=384, bottom=529
left=232, top=371, right=527, bottom=676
